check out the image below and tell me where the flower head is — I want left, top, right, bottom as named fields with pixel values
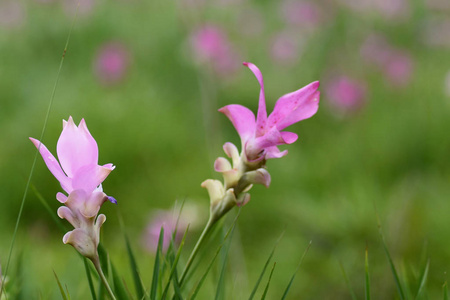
left=30, top=116, right=115, bottom=197
left=30, top=117, right=115, bottom=259
left=219, top=62, right=320, bottom=163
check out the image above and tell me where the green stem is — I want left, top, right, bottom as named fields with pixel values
left=178, top=216, right=215, bottom=287
left=92, top=256, right=117, bottom=300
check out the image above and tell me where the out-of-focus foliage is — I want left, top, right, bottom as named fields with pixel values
left=1, top=0, right=450, bottom=298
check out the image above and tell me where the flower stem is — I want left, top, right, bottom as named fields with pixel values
left=92, top=256, right=117, bottom=300
left=179, top=216, right=215, bottom=287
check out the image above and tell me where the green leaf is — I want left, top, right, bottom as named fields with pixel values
left=84, top=258, right=97, bottom=300
left=415, top=259, right=430, bottom=299
left=150, top=227, right=165, bottom=300
left=111, top=263, right=130, bottom=300
left=53, top=270, right=68, bottom=300
left=281, top=241, right=312, bottom=300
left=260, top=262, right=276, bottom=300
left=376, top=211, right=405, bottom=300
left=365, top=246, right=370, bottom=300
left=214, top=227, right=232, bottom=300
left=189, top=211, right=240, bottom=300
left=248, top=232, right=284, bottom=300
left=161, top=225, right=190, bottom=300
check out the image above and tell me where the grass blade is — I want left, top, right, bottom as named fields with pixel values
left=0, top=6, right=79, bottom=299
left=281, top=241, right=312, bottom=300
left=415, top=259, right=430, bottom=299
left=53, top=270, right=68, bottom=300
left=375, top=210, right=405, bottom=300
left=84, top=258, right=97, bottom=300
left=189, top=211, right=240, bottom=300
left=260, top=262, right=276, bottom=300
left=444, top=281, right=448, bottom=300
left=338, top=260, right=358, bottom=300
left=365, top=246, right=370, bottom=300
left=150, top=227, right=165, bottom=300
left=111, top=263, right=129, bottom=300
left=161, top=225, right=190, bottom=300
left=248, top=232, right=284, bottom=300
left=124, top=234, right=146, bottom=299
left=214, top=227, right=232, bottom=300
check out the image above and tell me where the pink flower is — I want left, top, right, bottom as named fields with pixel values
left=325, top=75, right=367, bottom=114
left=30, top=117, right=115, bottom=259
left=190, top=25, right=240, bottom=76
left=383, top=50, right=413, bottom=87
left=30, top=116, right=115, bottom=197
left=94, top=42, right=131, bottom=86
left=219, top=63, right=320, bottom=162
left=270, top=32, right=302, bottom=65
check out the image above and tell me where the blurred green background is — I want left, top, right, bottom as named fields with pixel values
left=1, top=0, right=450, bottom=298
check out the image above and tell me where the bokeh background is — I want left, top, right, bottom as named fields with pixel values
left=1, top=0, right=450, bottom=298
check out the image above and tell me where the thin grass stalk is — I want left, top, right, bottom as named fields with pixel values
left=92, top=256, right=117, bottom=300
left=0, top=6, right=79, bottom=299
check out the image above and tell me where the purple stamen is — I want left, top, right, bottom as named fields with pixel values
left=108, top=196, right=117, bottom=204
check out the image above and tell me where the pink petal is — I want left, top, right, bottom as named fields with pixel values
left=214, top=157, right=232, bottom=172
left=82, top=191, right=108, bottom=218
left=244, top=62, right=267, bottom=137
left=267, top=81, right=320, bottom=131
left=57, top=117, right=99, bottom=178
left=265, top=146, right=288, bottom=159
left=280, top=131, right=298, bottom=144
left=56, top=192, right=68, bottom=203
left=72, top=164, right=114, bottom=194
left=30, top=137, right=72, bottom=193
left=219, top=104, right=256, bottom=143
left=57, top=206, right=79, bottom=228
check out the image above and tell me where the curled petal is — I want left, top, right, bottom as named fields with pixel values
left=57, top=206, right=79, bottom=228
left=62, top=228, right=97, bottom=259
left=222, top=168, right=240, bottom=189
left=223, top=142, right=240, bottom=167
left=247, top=127, right=286, bottom=157
left=242, top=168, right=271, bottom=188
left=56, top=192, right=68, bottom=203
left=265, top=146, right=288, bottom=159
left=280, top=131, right=298, bottom=144
left=201, top=179, right=225, bottom=205
left=65, top=189, right=89, bottom=211
left=82, top=191, right=108, bottom=218
left=244, top=62, right=267, bottom=137
left=268, top=82, right=320, bottom=130
left=236, top=193, right=251, bottom=207
left=57, top=116, right=99, bottom=178
left=72, top=164, right=114, bottom=195
left=29, top=138, right=72, bottom=193
left=219, top=104, right=255, bottom=143
left=214, top=157, right=232, bottom=172
left=95, top=214, right=107, bottom=229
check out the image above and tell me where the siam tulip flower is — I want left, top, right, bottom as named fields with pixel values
left=30, top=117, right=115, bottom=260
left=94, top=41, right=131, bottom=86
left=202, top=62, right=319, bottom=222
left=325, top=75, right=367, bottom=114
left=219, top=62, right=320, bottom=164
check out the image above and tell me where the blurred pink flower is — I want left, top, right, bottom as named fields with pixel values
left=94, top=42, right=131, bottom=86
left=384, top=51, right=413, bottom=87
left=339, top=0, right=409, bottom=20
left=421, top=18, right=450, bottom=48
left=219, top=62, right=320, bottom=162
left=325, top=76, right=367, bottom=114
left=270, top=32, right=302, bottom=65
left=361, top=34, right=414, bottom=87
left=63, top=0, right=95, bottom=17
left=143, top=205, right=200, bottom=253
left=190, top=24, right=240, bottom=76
left=281, top=0, right=322, bottom=29
left=0, top=1, right=26, bottom=29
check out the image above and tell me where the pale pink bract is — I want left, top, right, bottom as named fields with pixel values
left=219, top=62, right=320, bottom=162
left=30, top=116, right=115, bottom=196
